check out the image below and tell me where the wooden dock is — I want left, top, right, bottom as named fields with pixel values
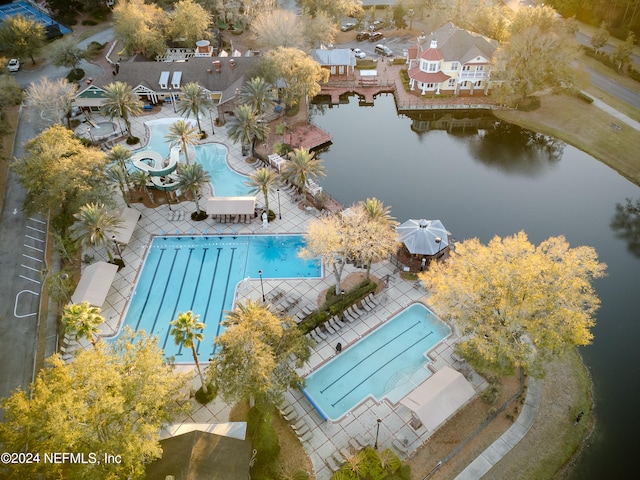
left=287, top=123, right=333, bottom=151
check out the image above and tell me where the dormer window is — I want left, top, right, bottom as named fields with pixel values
left=159, top=71, right=169, bottom=89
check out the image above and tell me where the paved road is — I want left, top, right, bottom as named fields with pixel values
left=575, top=30, right=640, bottom=66
left=0, top=27, right=116, bottom=407
left=12, top=27, right=114, bottom=89
left=586, top=65, right=640, bottom=108
left=0, top=106, right=48, bottom=408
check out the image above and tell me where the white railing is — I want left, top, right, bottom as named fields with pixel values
left=458, top=72, right=490, bottom=80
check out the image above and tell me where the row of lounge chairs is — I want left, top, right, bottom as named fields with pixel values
left=167, top=210, right=185, bottom=221
left=306, top=293, right=380, bottom=343
left=278, top=402, right=314, bottom=443
left=325, top=438, right=369, bottom=472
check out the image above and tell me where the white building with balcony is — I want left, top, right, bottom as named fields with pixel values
left=406, top=23, right=498, bottom=96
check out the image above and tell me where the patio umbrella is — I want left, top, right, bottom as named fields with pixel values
left=396, top=219, right=449, bottom=256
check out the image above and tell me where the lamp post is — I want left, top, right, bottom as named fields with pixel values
left=276, top=188, right=281, bottom=219
left=435, top=237, right=447, bottom=259
left=258, top=269, right=265, bottom=302
left=209, top=107, right=215, bottom=135
left=374, top=418, right=382, bottom=450
left=112, top=235, right=122, bottom=259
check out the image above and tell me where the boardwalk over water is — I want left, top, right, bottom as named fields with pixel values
left=320, top=63, right=500, bottom=112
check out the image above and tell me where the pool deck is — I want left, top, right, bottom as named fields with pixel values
left=68, top=105, right=495, bottom=479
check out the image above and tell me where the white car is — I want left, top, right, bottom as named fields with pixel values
left=7, top=58, right=20, bottom=72
left=352, top=48, right=366, bottom=59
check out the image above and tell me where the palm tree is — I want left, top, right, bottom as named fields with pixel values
left=281, top=148, right=325, bottom=206
left=101, top=81, right=143, bottom=138
left=165, top=119, right=200, bottom=165
left=176, top=82, right=214, bottom=134
left=106, top=164, right=131, bottom=207
left=226, top=104, right=269, bottom=157
left=69, top=202, right=123, bottom=262
left=61, top=301, right=105, bottom=349
left=246, top=167, right=279, bottom=216
left=170, top=311, right=208, bottom=394
left=129, top=169, right=153, bottom=202
left=107, top=145, right=133, bottom=191
left=239, top=77, right=276, bottom=116
left=175, top=163, right=211, bottom=217
left=361, top=197, right=396, bottom=226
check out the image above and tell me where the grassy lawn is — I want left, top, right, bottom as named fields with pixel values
left=487, top=349, right=593, bottom=480
left=494, top=94, right=640, bottom=187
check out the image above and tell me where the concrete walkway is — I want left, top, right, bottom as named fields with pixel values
left=454, top=377, right=543, bottom=480
left=590, top=96, right=640, bottom=131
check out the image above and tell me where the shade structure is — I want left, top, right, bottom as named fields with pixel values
left=396, top=219, right=448, bottom=256
left=70, top=261, right=118, bottom=307
left=205, top=196, right=256, bottom=215
left=399, top=366, right=476, bottom=431
left=110, top=206, right=141, bottom=245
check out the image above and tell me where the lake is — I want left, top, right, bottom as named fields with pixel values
left=310, top=94, right=640, bottom=478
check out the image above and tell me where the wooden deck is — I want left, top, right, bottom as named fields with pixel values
left=287, top=123, right=333, bottom=151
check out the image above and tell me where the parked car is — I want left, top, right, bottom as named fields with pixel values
left=369, top=19, right=386, bottom=31
left=356, top=31, right=371, bottom=41
left=7, top=58, right=20, bottom=72
left=341, top=22, right=356, bottom=32
left=374, top=44, right=393, bottom=57
left=369, top=32, right=384, bottom=42
left=351, top=48, right=366, bottom=59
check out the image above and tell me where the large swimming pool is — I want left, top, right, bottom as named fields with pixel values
left=303, top=303, right=451, bottom=421
left=117, top=235, right=322, bottom=362
left=139, top=118, right=250, bottom=196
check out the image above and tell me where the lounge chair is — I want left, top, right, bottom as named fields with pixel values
left=346, top=306, right=360, bottom=319
left=326, top=455, right=341, bottom=472
left=342, top=310, right=357, bottom=323
left=349, top=437, right=366, bottom=452
left=352, top=303, right=366, bottom=316
left=329, top=317, right=342, bottom=331
left=324, top=323, right=337, bottom=335
left=282, top=410, right=299, bottom=422
left=392, top=438, right=409, bottom=455
left=310, top=330, right=323, bottom=343
left=299, top=430, right=314, bottom=443
left=314, top=328, right=328, bottom=340
left=279, top=404, right=295, bottom=416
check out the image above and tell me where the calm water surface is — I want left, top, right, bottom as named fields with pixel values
left=311, top=94, right=640, bottom=478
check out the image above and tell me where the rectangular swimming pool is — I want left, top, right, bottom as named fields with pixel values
left=303, top=303, right=451, bottom=421
left=117, top=235, right=321, bottom=362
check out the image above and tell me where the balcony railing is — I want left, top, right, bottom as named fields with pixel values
left=458, top=71, right=490, bottom=80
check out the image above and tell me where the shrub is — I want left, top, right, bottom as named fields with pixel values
left=91, top=7, right=110, bottom=22
left=628, top=65, right=640, bottom=82
left=199, top=131, right=208, bottom=140
left=81, top=20, right=97, bottom=26
left=399, top=69, right=410, bottom=91
left=126, top=136, right=140, bottom=145
left=575, top=91, right=594, bottom=103
left=299, top=280, right=376, bottom=333
left=481, top=378, right=501, bottom=404
left=194, top=383, right=216, bottom=404
left=85, top=41, right=105, bottom=59
left=355, top=59, right=378, bottom=70
left=65, top=68, right=85, bottom=83
left=392, top=57, right=406, bottom=65
left=515, top=96, right=540, bottom=111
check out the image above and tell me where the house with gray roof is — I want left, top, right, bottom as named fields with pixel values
left=312, top=48, right=356, bottom=78
left=73, top=55, right=260, bottom=123
left=406, top=23, right=498, bottom=96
